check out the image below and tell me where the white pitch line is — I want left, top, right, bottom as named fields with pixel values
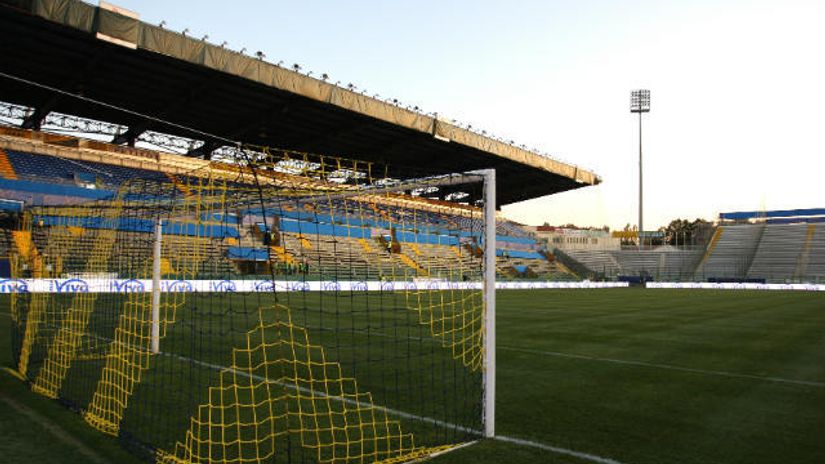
left=501, top=346, right=825, bottom=388
left=14, top=305, right=817, bottom=391
left=494, top=435, right=624, bottom=464
left=0, top=312, right=626, bottom=464
left=161, top=352, right=479, bottom=434
left=0, top=393, right=108, bottom=464
left=164, top=354, right=627, bottom=464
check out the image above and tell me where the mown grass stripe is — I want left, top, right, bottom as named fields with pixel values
left=499, top=346, right=825, bottom=388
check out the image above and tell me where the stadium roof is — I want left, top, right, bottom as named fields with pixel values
left=720, top=208, right=825, bottom=221
left=0, top=0, right=601, bottom=205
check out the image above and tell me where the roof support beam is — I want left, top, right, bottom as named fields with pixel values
left=21, top=46, right=110, bottom=131
left=185, top=96, right=301, bottom=159
left=229, top=95, right=301, bottom=141
left=112, top=77, right=217, bottom=146
left=380, top=132, right=430, bottom=158
left=186, top=140, right=221, bottom=160
left=20, top=101, right=53, bottom=130
left=111, top=126, right=140, bottom=146
left=300, top=118, right=382, bottom=153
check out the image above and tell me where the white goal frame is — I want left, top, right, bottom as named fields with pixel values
left=150, top=168, right=497, bottom=439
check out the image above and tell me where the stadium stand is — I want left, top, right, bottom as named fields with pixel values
left=747, top=224, right=809, bottom=282
left=31, top=187, right=807, bottom=284
left=561, top=248, right=702, bottom=281
left=6, top=149, right=165, bottom=185
left=804, top=225, right=825, bottom=281
left=545, top=208, right=825, bottom=283
left=612, top=251, right=661, bottom=277
left=564, top=249, right=621, bottom=277
left=0, top=227, right=12, bottom=258
left=497, top=219, right=534, bottom=238
left=0, top=128, right=571, bottom=281
left=559, top=222, right=825, bottom=283
left=655, top=248, right=705, bottom=281
left=694, top=224, right=763, bottom=280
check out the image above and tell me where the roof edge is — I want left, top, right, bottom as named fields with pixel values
left=6, top=0, right=601, bottom=188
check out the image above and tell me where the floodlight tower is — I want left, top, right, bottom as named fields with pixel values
left=630, top=89, right=650, bottom=250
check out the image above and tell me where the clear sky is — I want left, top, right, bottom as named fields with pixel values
left=114, top=0, right=825, bottom=230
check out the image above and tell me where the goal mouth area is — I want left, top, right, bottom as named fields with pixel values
left=8, top=169, right=495, bottom=464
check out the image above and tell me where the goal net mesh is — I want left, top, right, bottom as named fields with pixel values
left=9, top=147, right=489, bottom=464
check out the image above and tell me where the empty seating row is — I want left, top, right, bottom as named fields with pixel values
left=564, top=248, right=701, bottom=280
left=695, top=225, right=763, bottom=279
left=747, top=224, right=808, bottom=281
left=562, top=223, right=822, bottom=282
left=565, top=249, right=621, bottom=276
left=804, top=226, right=825, bottom=280
left=5, top=149, right=167, bottom=186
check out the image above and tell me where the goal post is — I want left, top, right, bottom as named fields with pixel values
left=151, top=218, right=162, bottom=355
left=480, top=169, right=496, bottom=439
left=8, top=160, right=498, bottom=463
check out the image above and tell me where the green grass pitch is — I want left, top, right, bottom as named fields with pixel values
left=2, top=288, right=824, bottom=464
